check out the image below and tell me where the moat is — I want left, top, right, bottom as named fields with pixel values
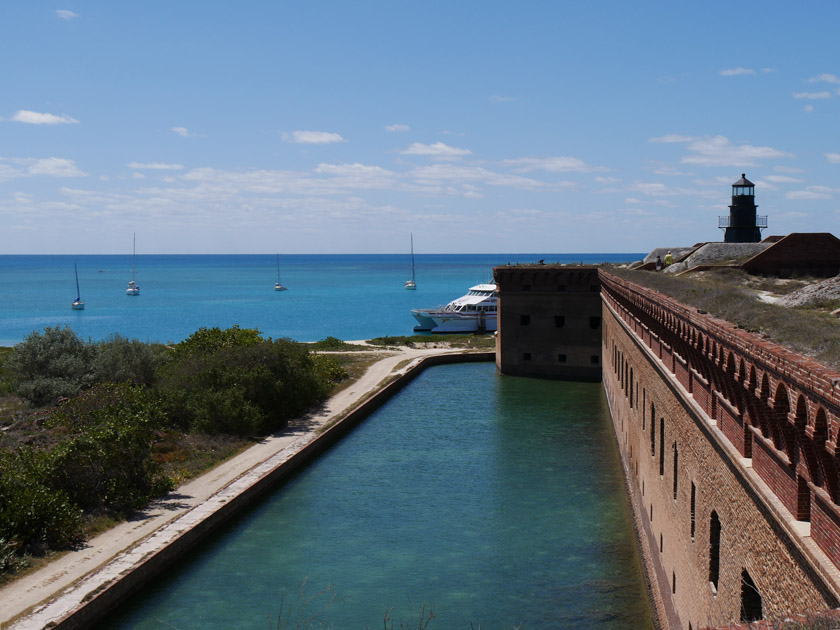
left=101, top=362, right=652, bottom=629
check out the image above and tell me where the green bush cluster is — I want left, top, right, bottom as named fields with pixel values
left=1, top=325, right=347, bottom=575
left=6, top=327, right=167, bottom=406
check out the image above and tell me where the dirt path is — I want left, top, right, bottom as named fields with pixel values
left=1, top=345, right=479, bottom=629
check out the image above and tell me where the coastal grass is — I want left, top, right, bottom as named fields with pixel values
left=608, top=267, right=840, bottom=369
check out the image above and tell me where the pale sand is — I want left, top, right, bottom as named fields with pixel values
left=1, top=345, right=480, bottom=629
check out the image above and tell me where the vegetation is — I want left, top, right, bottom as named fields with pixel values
left=0, top=325, right=350, bottom=580
left=367, top=333, right=495, bottom=349
left=608, top=267, right=840, bottom=369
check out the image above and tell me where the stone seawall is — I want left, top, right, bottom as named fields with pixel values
left=600, top=270, right=840, bottom=629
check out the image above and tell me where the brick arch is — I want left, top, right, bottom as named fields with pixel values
left=775, top=383, right=797, bottom=461
left=796, top=395, right=821, bottom=487
left=814, top=408, right=840, bottom=502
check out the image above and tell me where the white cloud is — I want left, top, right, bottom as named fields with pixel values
left=489, top=95, right=515, bottom=102
left=503, top=156, right=606, bottom=173
left=827, top=153, right=840, bottom=164
left=680, top=135, right=790, bottom=167
left=283, top=130, right=346, bottom=144
left=804, top=105, right=814, bottom=113
left=793, top=91, right=832, bottom=100
left=56, top=9, right=79, bottom=20
left=720, top=67, right=755, bottom=76
left=27, top=157, right=86, bottom=177
left=0, top=157, right=86, bottom=180
left=401, top=142, right=471, bottom=157
left=765, top=175, right=803, bottom=184
left=126, top=162, right=185, bottom=170
left=11, top=110, right=78, bottom=125
left=809, top=73, right=840, bottom=84
left=171, top=126, right=196, bottom=137
left=649, top=134, right=694, bottom=143
left=786, top=186, right=834, bottom=200
left=385, top=124, right=410, bottom=132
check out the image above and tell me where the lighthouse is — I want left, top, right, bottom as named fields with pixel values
left=719, top=174, right=767, bottom=243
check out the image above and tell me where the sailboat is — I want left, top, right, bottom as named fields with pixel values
left=274, top=254, right=288, bottom=291
left=72, top=263, right=85, bottom=310
left=404, top=234, right=417, bottom=290
left=126, top=233, right=140, bottom=295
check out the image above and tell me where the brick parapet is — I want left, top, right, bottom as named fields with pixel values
left=598, top=271, right=840, bottom=415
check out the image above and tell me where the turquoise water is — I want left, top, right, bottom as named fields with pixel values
left=102, top=363, right=652, bottom=630
left=0, top=253, right=641, bottom=345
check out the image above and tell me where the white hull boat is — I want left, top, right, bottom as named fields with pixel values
left=404, top=234, right=417, bottom=290
left=411, top=283, right=497, bottom=333
left=126, top=233, right=140, bottom=295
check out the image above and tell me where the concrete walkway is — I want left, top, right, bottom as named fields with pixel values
left=1, top=345, right=481, bottom=629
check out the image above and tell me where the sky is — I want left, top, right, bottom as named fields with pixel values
left=1, top=1, right=839, bottom=255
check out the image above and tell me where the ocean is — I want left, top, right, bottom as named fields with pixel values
left=0, top=253, right=642, bottom=346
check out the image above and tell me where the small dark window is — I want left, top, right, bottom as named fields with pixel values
left=650, top=503, right=653, bottom=521
left=673, top=444, right=679, bottom=500
left=659, top=419, right=665, bottom=476
left=590, top=355, right=599, bottom=364
left=554, top=315, right=565, bottom=328
left=557, top=354, right=567, bottom=363
left=589, top=316, right=601, bottom=329
left=709, top=511, right=721, bottom=591
left=520, top=314, right=530, bottom=325
left=522, top=352, right=531, bottom=361
left=690, top=482, right=696, bottom=539
left=522, top=284, right=531, bottom=292
left=740, top=570, right=762, bottom=623
left=672, top=572, right=676, bottom=594
left=660, top=533, right=663, bottom=552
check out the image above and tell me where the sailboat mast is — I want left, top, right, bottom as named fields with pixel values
left=74, top=263, right=81, bottom=301
left=131, top=233, right=136, bottom=281
left=410, top=234, right=415, bottom=282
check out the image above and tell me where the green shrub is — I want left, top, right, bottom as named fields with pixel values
left=310, top=336, right=356, bottom=351
left=312, top=354, right=349, bottom=385
left=92, top=334, right=167, bottom=387
left=156, top=336, right=330, bottom=436
left=46, top=383, right=173, bottom=512
left=8, top=326, right=96, bottom=405
left=0, top=447, right=83, bottom=554
left=174, top=325, right=264, bottom=355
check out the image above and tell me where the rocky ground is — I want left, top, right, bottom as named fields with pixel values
left=777, top=275, right=840, bottom=309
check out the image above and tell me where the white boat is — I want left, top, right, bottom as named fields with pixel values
left=126, top=233, right=140, bottom=295
left=404, top=234, right=417, bottom=290
left=411, top=283, right=497, bottom=333
left=274, top=254, right=288, bottom=291
left=72, top=263, right=85, bottom=310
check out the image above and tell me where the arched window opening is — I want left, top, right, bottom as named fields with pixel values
left=709, top=511, right=721, bottom=592
left=740, top=570, right=762, bottom=623
left=773, top=384, right=792, bottom=457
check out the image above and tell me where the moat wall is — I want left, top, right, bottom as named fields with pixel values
left=495, top=265, right=840, bottom=629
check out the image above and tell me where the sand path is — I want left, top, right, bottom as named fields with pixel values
left=1, top=344, right=478, bottom=629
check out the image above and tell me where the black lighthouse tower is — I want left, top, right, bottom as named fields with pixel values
left=719, top=174, right=766, bottom=243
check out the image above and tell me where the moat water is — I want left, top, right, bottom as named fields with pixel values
left=102, top=363, right=653, bottom=629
